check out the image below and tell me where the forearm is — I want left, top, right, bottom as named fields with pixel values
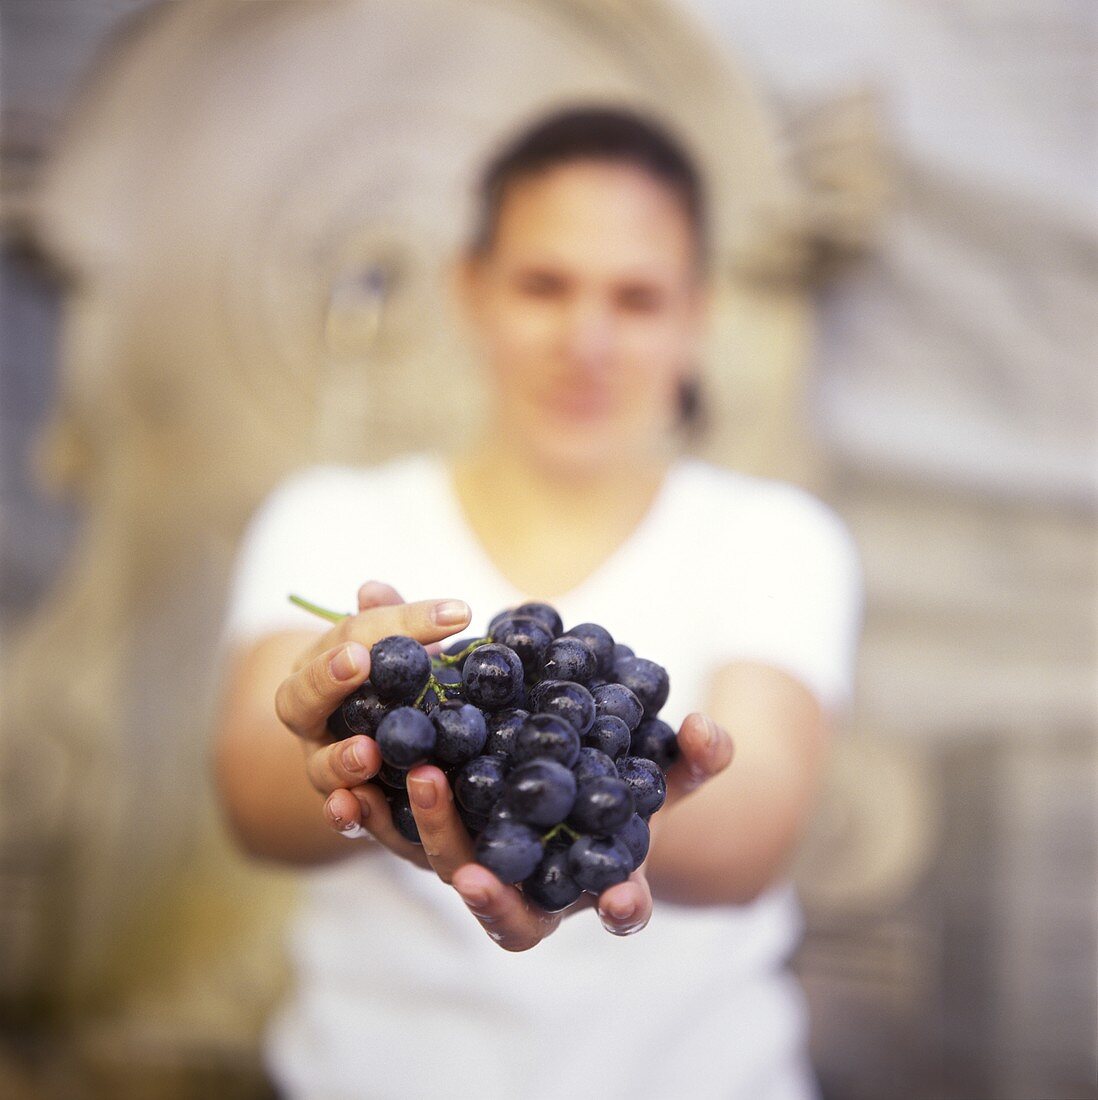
left=645, top=662, right=830, bottom=907
left=213, top=632, right=365, bottom=866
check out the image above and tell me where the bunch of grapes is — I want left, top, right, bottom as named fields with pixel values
left=326, top=601, right=677, bottom=912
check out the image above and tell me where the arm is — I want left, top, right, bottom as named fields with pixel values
left=645, top=661, right=831, bottom=906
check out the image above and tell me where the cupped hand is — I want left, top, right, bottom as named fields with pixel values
left=273, top=580, right=471, bottom=867
left=448, top=710, right=733, bottom=951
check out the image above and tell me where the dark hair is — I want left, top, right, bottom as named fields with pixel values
left=471, top=106, right=710, bottom=432
left=471, top=105, right=708, bottom=270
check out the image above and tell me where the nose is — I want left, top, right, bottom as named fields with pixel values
left=562, top=295, right=614, bottom=374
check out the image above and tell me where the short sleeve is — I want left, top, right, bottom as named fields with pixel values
left=715, top=485, right=863, bottom=711
left=220, top=466, right=361, bottom=646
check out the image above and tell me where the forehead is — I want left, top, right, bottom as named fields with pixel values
left=491, top=161, right=697, bottom=277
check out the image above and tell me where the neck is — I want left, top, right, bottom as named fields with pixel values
left=447, top=437, right=675, bottom=599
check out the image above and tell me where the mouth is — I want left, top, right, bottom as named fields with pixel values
left=540, top=385, right=615, bottom=420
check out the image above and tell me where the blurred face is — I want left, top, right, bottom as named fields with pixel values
left=460, top=160, right=705, bottom=476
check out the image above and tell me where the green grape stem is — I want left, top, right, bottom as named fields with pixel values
left=288, top=593, right=348, bottom=624
left=540, top=822, right=579, bottom=845
left=437, top=637, right=492, bottom=667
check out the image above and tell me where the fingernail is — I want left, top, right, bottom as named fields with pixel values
left=330, top=644, right=366, bottom=681
left=342, top=740, right=365, bottom=772
left=408, top=776, right=437, bottom=810
left=703, top=714, right=722, bottom=751
left=433, top=600, right=470, bottom=627
left=460, top=886, right=490, bottom=911
left=326, top=799, right=343, bottom=827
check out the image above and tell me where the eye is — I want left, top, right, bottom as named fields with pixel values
left=615, top=283, right=665, bottom=314
left=514, top=269, right=568, bottom=298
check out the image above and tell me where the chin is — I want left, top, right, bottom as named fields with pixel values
left=527, top=427, right=636, bottom=480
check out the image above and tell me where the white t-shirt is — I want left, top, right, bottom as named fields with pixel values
left=222, top=453, right=862, bottom=1100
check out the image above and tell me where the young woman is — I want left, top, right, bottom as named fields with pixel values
left=215, top=108, right=861, bottom=1099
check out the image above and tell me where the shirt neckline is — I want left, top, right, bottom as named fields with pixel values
left=422, top=453, right=685, bottom=607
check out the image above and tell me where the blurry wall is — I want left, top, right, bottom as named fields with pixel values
left=1, top=2, right=1095, bottom=1100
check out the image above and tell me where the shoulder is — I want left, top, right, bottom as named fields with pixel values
left=674, top=459, right=856, bottom=557
left=254, top=453, right=438, bottom=519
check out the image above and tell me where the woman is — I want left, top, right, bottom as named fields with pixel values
left=215, top=107, right=861, bottom=1099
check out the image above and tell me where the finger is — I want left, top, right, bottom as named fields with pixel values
left=451, top=863, right=561, bottom=952
left=341, top=598, right=472, bottom=648
left=596, top=869, right=653, bottom=936
left=344, top=783, right=432, bottom=869
left=664, top=712, right=734, bottom=808
left=357, top=581, right=405, bottom=611
left=406, top=766, right=476, bottom=884
left=276, top=642, right=371, bottom=740
left=305, top=734, right=382, bottom=795
left=323, top=787, right=373, bottom=839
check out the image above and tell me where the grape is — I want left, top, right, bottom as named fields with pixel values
left=312, top=596, right=679, bottom=935
left=563, top=622, right=615, bottom=678
left=513, top=602, right=563, bottom=638
left=528, top=679, right=595, bottom=735
left=567, top=835, right=633, bottom=893
left=523, top=846, right=582, bottom=912
left=616, top=813, right=651, bottom=869
left=567, top=776, right=635, bottom=834
left=591, top=683, right=643, bottom=732
left=375, top=706, right=436, bottom=769
left=462, top=643, right=524, bottom=709
left=377, top=762, right=409, bottom=790
left=541, top=637, right=596, bottom=685
left=370, top=635, right=432, bottom=701
left=582, top=714, right=631, bottom=760
left=502, top=759, right=577, bottom=827
left=511, top=713, right=581, bottom=768
left=572, top=746, right=619, bottom=783
left=629, top=716, right=679, bottom=770
left=616, top=755, right=667, bottom=816
left=431, top=701, right=488, bottom=765
left=611, top=656, right=669, bottom=717
left=475, top=819, right=544, bottom=883
left=387, top=790, right=421, bottom=844
left=489, top=615, right=553, bottom=680
left=454, top=754, right=508, bottom=816
left=484, top=708, right=527, bottom=758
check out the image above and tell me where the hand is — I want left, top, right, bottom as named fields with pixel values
left=448, top=712, right=733, bottom=951
left=272, top=580, right=472, bottom=870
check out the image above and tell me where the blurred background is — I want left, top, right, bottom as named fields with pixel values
left=1, top=2, right=1094, bottom=1098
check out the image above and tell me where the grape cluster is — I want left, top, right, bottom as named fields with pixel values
left=327, top=602, right=677, bottom=911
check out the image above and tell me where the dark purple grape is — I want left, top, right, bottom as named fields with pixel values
left=612, top=643, right=635, bottom=663
left=563, top=622, right=615, bottom=678
left=326, top=705, right=353, bottom=740
left=616, top=813, right=651, bottom=869
left=523, top=846, right=583, bottom=912
left=582, top=714, right=631, bottom=760
left=488, top=615, right=553, bottom=680
left=475, top=819, right=544, bottom=883
left=442, top=637, right=478, bottom=667
left=513, top=602, right=563, bottom=638
left=375, top=706, right=436, bottom=769
left=431, top=702, right=488, bottom=765
left=369, top=635, right=432, bottom=701
left=462, top=643, right=524, bottom=709
left=541, top=637, right=596, bottom=685
left=572, top=746, right=619, bottom=783
left=458, top=804, right=490, bottom=838
left=568, top=776, right=635, bottom=834
left=567, top=835, right=633, bottom=893
left=616, top=755, right=667, bottom=816
left=377, top=762, right=408, bottom=789
left=433, top=664, right=465, bottom=700
left=629, top=716, right=679, bottom=770
left=487, top=608, right=515, bottom=636
left=511, top=713, right=581, bottom=768
left=502, top=759, right=577, bottom=827
left=485, top=708, right=527, bottom=759
left=387, top=790, right=421, bottom=844
left=454, top=754, right=508, bottom=816
left=528, top=679, right=595, bottom=735
left=591, top=682, right=643, bottom=732
left=611, top=656, right=669, bottom=717
left=341, top=682, right=390, bottom=735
